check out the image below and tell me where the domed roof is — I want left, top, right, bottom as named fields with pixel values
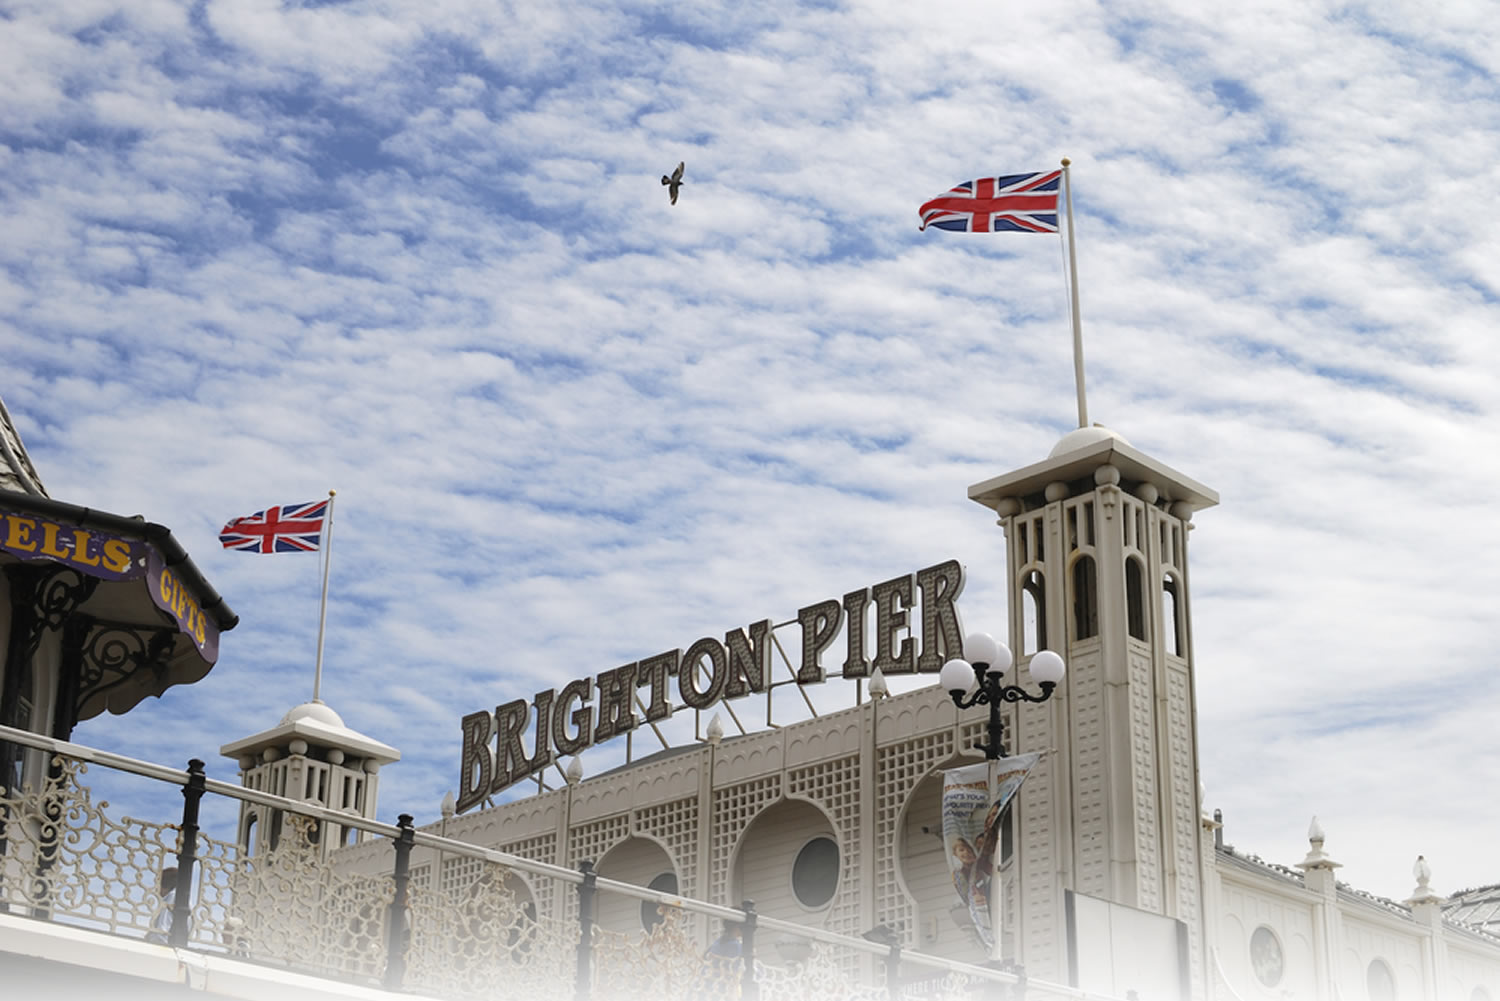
left=1048, top=424, right=1131, bottom=458
left=278, top=700, right=347, bottom=728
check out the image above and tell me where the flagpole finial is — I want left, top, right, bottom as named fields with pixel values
left=1060, top=157, right=1071, bottom=167
left=328, top=489, right=336, bottom=497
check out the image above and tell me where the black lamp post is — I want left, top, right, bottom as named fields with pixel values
left=938, top=633, right=1065, bottom=760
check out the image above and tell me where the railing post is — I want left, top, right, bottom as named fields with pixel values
left=384, top=813, right=415, bottom=990
left=169, top=758, right=206, bottom=948
left=740, top=898, right=759, bottom=1001
left=575, top=860, right=598, bottom=1001
left=885, top=940, right=903, bottom=1000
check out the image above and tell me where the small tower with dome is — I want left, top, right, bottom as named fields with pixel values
left=219, top=700, right=400, bottom=858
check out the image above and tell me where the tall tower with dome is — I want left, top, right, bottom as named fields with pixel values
left=967, top=425, right=1218, bottom=994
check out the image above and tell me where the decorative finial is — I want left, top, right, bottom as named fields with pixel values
left=1297, top=815, right=1339, bottom=871
left=706, top=713, right=724, bottom=746
left=1407, top=854, right=1442, bottom=907
left=1061, top=157, right=1071, bottom=167
left=440, top=790, right=456, bottom=819
left=868, top=667, right=889, bottom=700
left=565, top=756, right=583, bottom=785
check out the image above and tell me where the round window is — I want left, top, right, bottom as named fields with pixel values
left=792, top=836, right=839, bottom=909
left=1250, top=926, right=1283, bottom=988
left=1367, top=959, right=1396, bottom=1001
left=641, top=872, right=678, bottom=931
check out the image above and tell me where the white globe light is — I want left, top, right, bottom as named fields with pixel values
left=962, top=633, right=1010, bottom=672
left=1028, top=650, right=1066, bottom=685
left=939, top=658, right=975, bottom=694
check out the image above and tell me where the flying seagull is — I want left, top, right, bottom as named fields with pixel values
left=661, top=161, right=685, bottom=205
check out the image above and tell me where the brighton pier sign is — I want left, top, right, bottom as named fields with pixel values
left=456, top=559, right=965, bottom=811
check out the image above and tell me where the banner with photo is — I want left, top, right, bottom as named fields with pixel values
left=940, top=752, right=1041, bottom=949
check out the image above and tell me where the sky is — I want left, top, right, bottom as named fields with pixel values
left=2, top=0, right=1498, bottom=907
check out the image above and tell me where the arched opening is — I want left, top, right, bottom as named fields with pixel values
left=1070, top=556, right=1098, bottom=642
left=1021, top=570, right=1047, bottom=654
left=733, top=799, right=839, bottom=925
left=897, top=759, right=993, bottom=960
left=596, top=837, right=676, bottom=936
left=1125, top=558, right=1147, bottom=641
left=1162, top=572, right=1182, bottom=656
left=641, top=871, right=678, bottom=932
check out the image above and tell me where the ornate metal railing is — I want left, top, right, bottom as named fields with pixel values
left=0, top=724, right=1125, bottom=1001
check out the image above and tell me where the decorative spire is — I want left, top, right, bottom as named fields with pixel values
left=868, top=667, right=890, bottom=700
left=565, top=756, right=584, bottom=785
left=1297, top=815, right=1340, bottom=871
left=706, top=713, right=724, bottom=746
left=440, top=790, right=456, bottom=819
left=1406, top=854, right=1442, bottom=907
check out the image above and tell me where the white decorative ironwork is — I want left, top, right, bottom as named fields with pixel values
left=403, top=860, right=574, bottom=999
left=228, top=814, right=394, bottom=980
left=0, top=756, right=177, bottom=937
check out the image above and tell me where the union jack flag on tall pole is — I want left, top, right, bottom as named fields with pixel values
left=919, top=160, right=1089, bottom=428
left=220, top=491, right=339, bottom=701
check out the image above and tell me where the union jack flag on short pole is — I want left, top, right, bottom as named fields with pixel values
left=918, top=171, right=1061, bottom=233
left=219, top=500, right=329, bottom=553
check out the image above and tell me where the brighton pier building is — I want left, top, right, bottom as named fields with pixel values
left=3, top=394, right=1499, bottom=1001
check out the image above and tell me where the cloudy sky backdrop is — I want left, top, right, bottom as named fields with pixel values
left=3, top=0, right=1498, bottom=903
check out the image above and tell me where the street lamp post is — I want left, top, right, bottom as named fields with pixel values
left=938, top=632, right=1066, bottom=966
left=938, top=633, right=1066, bottom=760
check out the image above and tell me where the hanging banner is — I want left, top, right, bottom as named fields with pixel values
left=940, top=752, right=1041, bottom=949
left=0, top=508, right=219, bottom=663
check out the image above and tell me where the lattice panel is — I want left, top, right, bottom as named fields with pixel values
left=409, top=863, right=432, bottom=892
left=499, top=832, right=559, bottom=922
left=874, top=728, right=955, bottom=946
left=563, top=815, right=629, bottom=925
left=1016, top=695, right=1061, bottom=974
left=711, top=774, right=781, bottom=907
left=570, top=814, right=630, bottom=870
left=635, top=796, right=700, bottom=899
left=1129, top=652, right=1161, bottom=912
left=442, top=853, right=490, bottom=895
left=1166, top=663, right=1204, bottom=996
left=787, top=754, right=860, bottom=939
left=1070, top=657, right=1107, bottom=898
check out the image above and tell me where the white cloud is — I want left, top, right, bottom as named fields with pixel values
left=2, top=0, right=1498, bottom=908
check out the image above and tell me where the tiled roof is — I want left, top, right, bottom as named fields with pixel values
left=0, top=395, right=46, bottom=497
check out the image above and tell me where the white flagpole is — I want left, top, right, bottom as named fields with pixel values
left=312, top=489, right=336, bottom=703
left=1061, top=157, right=1089, bottom=429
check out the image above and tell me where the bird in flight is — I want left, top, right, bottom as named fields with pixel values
left=661, top=162, right=685, bottom=205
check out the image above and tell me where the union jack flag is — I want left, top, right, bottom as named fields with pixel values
left=219, top=500, right=328, bottom=553
left=918, top=171, right=1061, bottom=233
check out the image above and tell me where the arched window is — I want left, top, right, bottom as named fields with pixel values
left=1367, top=959, right=1396, bottom=1001
left=1022, top=570, right=1047, bottom=653
left=1162, top=573, right=1182, bottom=656
left=1125, top=559, right=1147, bottom=641
left=1071, top=556, right=1098, bottom=641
